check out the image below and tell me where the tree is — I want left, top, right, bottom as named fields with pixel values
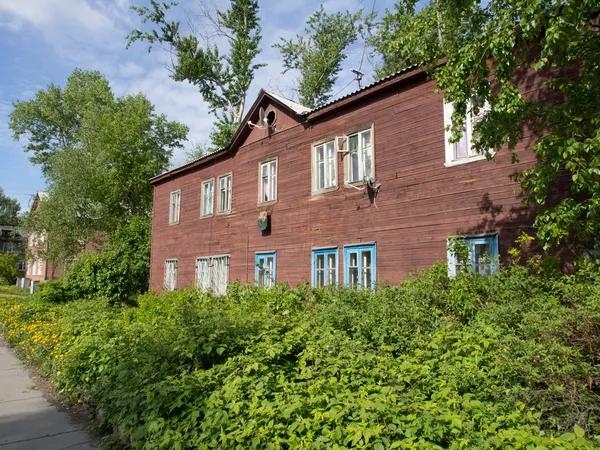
left=185, top=141, right=210, bottom=163
left=0, top=188, right=20, bottom=226
left=10, top=69, right=189, bottom=260
left=127, top=0, right=264, bottom=150
left=372, top=0, right=600, bottom=252
left=274, top=6, right=364, bottom=108
left=0, top=253, right=19, bottom=285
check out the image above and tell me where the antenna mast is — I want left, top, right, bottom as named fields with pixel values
left=351, top=69, right=364, bottom=89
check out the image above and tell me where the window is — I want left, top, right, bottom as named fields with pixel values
left=259, top=160, right=277, bottom=203
left=313, top=140, right=337, bottom=192
left=18, top=261, right=25, bottom=271
left=443, top=98, right=490, bottom=166
left=346, top=128, right=373, bottom=183
left=344, top=244, right=376, bottom=289
left=169, top=190, right=181, bottom=224
left=196, top=255, right=230, bottom=295
left=201, top=180, right=214, bottom=218
left=312, top=248, right=338, bottom=287
left=217, top=175, right=232, bottom=213
left=164, top=259, right=178, bottom=291
left=447, top=235, right=499, bottom=277
left=37, top=258, right=43, bottom=276
left=255, top=252, right=276, bottom=288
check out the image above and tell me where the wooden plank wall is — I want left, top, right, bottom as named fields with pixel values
left=150, top=70, right=548, bottom=290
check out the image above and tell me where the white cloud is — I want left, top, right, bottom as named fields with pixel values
left=0, top=0, right=113, bottom=30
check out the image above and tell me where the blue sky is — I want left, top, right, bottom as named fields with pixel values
left=0, top=0, right=396, bottom=209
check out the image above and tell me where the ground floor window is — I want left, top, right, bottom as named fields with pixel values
left=255, top=252, right=276, bottom=288
left=196, top=255, right=230, bottom=295
left=164, top=259, right=178, bottom=291
left=344, top=244, right=376, bottom=289
left=312, top=248, right=338, bottom=287
left=447, top=234, right=499, bottom=276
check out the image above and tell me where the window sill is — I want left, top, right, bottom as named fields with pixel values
left=200, top=214, right=213, bottom=220
left=169, top=221, right=180, bottom=226
left=258, top=200, right=278, bottom=207
left=444, top=154, right=488, bottom=167
left=216, top=210, right=232, bottom=216
left=311, top=186, right=338, bottom=197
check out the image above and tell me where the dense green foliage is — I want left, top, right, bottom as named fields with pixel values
left=370, top=0, right=600, bottom=253
left=52, top=216, right=152, bottom=304
left=274, top=6, right=365, bottom=108
left=0, top=253, right=20, bottom=285
left=1, top=265, right=599, bottom=448
left=11, top=69, right=188, bottom=262
left=0, top=188, right=20, bottom=226
left=128, top=0, right=264, bottom=150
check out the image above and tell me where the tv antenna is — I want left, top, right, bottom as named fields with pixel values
left=351, top=69, right=364, bottom=89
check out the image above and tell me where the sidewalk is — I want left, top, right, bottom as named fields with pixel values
left=0, top=337, right=97, bottom=449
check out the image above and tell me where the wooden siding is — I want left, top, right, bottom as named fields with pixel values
left=150, top=70, right=548, bottom=290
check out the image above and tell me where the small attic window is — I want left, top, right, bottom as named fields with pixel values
left=266, top=110, right=276, bottom=126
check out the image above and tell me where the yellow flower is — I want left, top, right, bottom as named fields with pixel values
left=85, top=377, right=89, bottom=382
left=77, top=399, right=82, bottom=403
left=56, top=371, right=61, bottom=375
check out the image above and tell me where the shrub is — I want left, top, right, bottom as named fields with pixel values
left=0, top=253, right=19, bottom=285
left=34, top=280, right=72, bottom=304
left=0, top=265, right=598, bottom=449
left=64, top=215, right=151, bottom=304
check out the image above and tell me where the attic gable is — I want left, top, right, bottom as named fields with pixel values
left=230, top=90, right=309, bottom=149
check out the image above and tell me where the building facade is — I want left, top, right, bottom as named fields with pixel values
left=149, top=67, right=546, bottom=292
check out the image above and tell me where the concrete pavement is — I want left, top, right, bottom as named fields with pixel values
left=0, top=337, right=97, bottom=450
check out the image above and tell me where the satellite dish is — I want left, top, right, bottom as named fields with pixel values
left=258, top=107, right=265, bottom=126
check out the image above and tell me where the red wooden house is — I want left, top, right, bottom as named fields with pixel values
left=149, top=66, right=543, bottom=292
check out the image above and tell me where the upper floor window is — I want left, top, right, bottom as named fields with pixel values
left=201, top=179, right=214, bottom=218
left=169, top=190, right=181, bottom=225
left=255, top=252, right=276, bottom=288
left=443, top=99, right=489, bottom=166
left=347, top=128, right=373, bottom=183
left=259, top=160, right=277, bottom=204
left=447, top=235, right=498, bottom=277
left=217, top=174, right=232, bottom=213
left=313, top=140, right=337, bottom=192
left=164, top=259, right=178, bottom=291
left=312, top=248, right=338, bottom=287
left=344, top=243, right=376, bottom=290
left=197, top=255, right=230, bottom=296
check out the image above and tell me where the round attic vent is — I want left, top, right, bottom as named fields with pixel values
left=265, top=110, right=276, bottom=126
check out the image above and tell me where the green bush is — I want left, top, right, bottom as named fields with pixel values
left=1, top=264, right=599, bottom=449
left=34, top=280, right=72, bottom=303
left=0, top=253, right=19, bottom=285
left=64, top=215, right=151, bottom=304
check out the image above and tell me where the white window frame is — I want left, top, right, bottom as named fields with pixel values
left=312, top=139, right=337, bottom=193
left=443, top=99, right=490, bottom=167
left=201, top=179, right=214, bottom=218
left=164, top=259, right=178, bottom=291
left=259, top=159, right=277, bottom=204
left=196, top=255, right=230, bottom=296
left=217, top=174, right=232, bottom=214
left=169, top=190, right=181, bottom=225
left=345, top=127, right=374, bottom=184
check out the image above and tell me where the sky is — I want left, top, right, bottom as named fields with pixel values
left=0, top=0, right=396, bottom=209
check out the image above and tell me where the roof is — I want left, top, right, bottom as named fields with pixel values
left=37, top=191, right=48, bottom=200
left=308, top=65, right=418, bottom=114
left=150, top=66, right=424, bottom=185
left=264, top=91, right=311, bottom=115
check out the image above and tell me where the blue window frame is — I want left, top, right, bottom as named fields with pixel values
left=255, top=252, right=276, bottom=287
left=312, top=248, right=338, bottom=287
left=344, top=244, right=376, bottom=289
left=447, top=235, right=499, bottom=276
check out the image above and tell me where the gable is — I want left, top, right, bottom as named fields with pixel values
left=235, top=96, right=306, bottom=149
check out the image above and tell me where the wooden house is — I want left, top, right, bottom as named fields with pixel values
left=149, top=66, right=545, bottom=292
